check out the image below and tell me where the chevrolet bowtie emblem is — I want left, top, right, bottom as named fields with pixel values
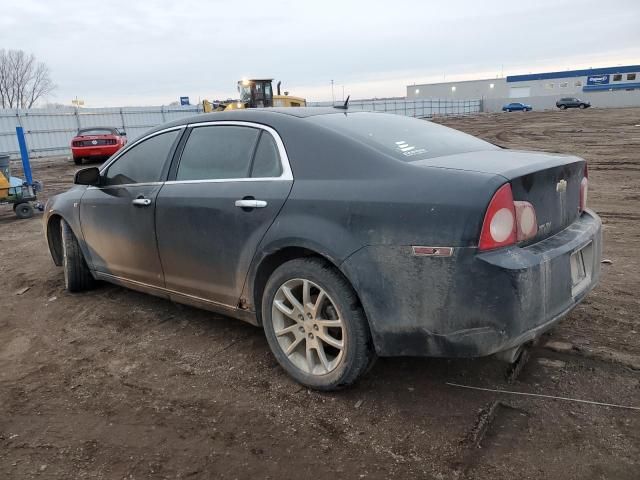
left=556, top=179, right=567, bottom=193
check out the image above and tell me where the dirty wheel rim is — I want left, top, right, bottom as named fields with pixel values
left=272, top=278, right=345, bottom=375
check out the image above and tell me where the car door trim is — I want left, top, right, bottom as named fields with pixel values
left=94, top=271, right=258, bottom=324
left=95, top=271, right=238, bottom=310
left=164, top=120, right=293, bottom=184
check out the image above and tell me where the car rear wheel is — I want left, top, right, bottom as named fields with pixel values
left=61, top=219, right=94, bottom=292
left=262, top=258, right=375, bottom=390
left=506, top=108, right=510, bottom=112
left=560, top=105, right=567, bottom=110
left=579, top=104, right=586, bottom=109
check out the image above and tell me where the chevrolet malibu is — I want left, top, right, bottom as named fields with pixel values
left=44, top=108, right=601, bottom=390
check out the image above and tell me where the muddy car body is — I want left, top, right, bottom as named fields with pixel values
left=44, top=108, right=602, bottom=389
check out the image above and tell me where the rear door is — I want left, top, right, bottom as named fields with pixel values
left=155, top=122, right=293, bottom=307
left=80, top=128, right=182, bottom=285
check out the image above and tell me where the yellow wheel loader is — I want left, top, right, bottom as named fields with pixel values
left=202, top=79, right=306, bottom=113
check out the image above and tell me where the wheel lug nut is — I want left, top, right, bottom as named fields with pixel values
left=298, top=314, right=303, bottom=320
left=298, top=326, right=304, bottom=332
left=308, top=333, right=314, bottom=339
left=313, top=325, right=319, bottom=331
left=306, top=313, right=312, bottom=319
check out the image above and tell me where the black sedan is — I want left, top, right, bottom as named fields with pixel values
left=44, top=108, right=602, bottom=390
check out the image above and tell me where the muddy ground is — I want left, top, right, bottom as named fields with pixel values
left=1, top=108, right=638, bottom=479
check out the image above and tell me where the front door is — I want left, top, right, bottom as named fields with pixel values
left=156, top=123, right=292, bottom=307
left=80, top=129, right=182, bottom=286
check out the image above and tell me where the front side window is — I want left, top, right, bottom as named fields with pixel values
left=103, top=130, right=180, bottom=186
left=176, top=126, right=260, bottom=181
left=613, top=74, right=622, bottom=81
left=627, top=73, right=637, bottom=81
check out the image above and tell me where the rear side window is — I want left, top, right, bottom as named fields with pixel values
left=104, top=130, right=179, bottom=185
left=308, top=112, right=498, bottom=162
left=176, top=126, right=259, bottom=180
left=251, top=132, right=282, bottom=178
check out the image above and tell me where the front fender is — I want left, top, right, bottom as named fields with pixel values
left=44, top=187, right=91, bottom=267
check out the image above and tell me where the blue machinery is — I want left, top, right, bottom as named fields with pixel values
left=0, top=127, right=43, bottom=219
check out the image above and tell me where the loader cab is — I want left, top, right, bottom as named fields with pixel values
left=238, top=78, right=274, bottom=108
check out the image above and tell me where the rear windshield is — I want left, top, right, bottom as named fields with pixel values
left=78, top=128, right=115, bottom=136
left=307, top=112, right=498, bottom=161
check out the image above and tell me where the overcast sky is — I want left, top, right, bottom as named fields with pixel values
left=1, top=0, right=639, bottom=106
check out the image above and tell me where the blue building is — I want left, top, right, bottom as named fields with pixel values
left=407, top=65, right=640, bottom=111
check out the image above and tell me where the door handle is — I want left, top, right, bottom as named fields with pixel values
left=132, top=198, right=152, bottom=207
left=235, top=199, right=267, bottom=209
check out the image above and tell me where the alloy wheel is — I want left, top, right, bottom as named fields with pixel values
left=271, top=278, right=345, bottom=375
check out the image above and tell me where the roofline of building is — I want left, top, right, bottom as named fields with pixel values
left=507, top=65, right=640, bottom=83
left=407, top=65, right=640, bottom=89
left=409, top=77, right=504, bottom=88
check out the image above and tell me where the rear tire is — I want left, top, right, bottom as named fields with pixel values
left=14, top=202, right=34, bottom=219
left=262, top=258, right=375, bottom=390
left=579, top=104, right=586, bottom=109
left=560, top=105, right=567, bottom=110
left=61, top=219, right=94, bottom=292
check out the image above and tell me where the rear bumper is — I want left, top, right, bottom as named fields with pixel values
left=71, top=145, right=120, bottom=158
left=341, top=209, right=602, bottom=357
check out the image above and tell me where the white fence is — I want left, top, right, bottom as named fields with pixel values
left=1, top=98, right=481, bottom=159
left=0, top=105, right=203, bottom=159
left=309, top=98, right=482, bottom=117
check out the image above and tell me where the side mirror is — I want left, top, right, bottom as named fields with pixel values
left=119, top=130, right=127, bottom=136
left=74, top=167, right=101, bottom=186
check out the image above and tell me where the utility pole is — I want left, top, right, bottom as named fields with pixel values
left=331, top=80, right=335, bottom=105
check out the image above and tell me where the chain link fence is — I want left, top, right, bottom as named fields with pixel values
left=0, top=105, right=202, bottom=158
left=308, top=98, right=482, bottom=117
left=1, top=98, right=481, bottom=159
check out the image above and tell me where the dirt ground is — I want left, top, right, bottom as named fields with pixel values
left=1, top=108, right=638, bottom=479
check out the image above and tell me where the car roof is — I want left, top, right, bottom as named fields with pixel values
left=145, top=107, right=360, bottom=135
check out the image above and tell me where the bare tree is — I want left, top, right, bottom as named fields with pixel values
left=0, top=49, right=56, bottom=109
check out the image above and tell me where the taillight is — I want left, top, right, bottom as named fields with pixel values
left=579, top=163, right=588, bottom=212
left=479, top=183, right=538, bottom=251
left=479, top=184, right=516, bottom=251
left=514, top=201, right=538, bottom=240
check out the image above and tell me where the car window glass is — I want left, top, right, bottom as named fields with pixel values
left=104, top=130, right=179, bottom=186
left=251, top=132, right=282, bottom=178
left=176, top=126, right=260, bottom=181
left=308, top=112, right=498, bottom=162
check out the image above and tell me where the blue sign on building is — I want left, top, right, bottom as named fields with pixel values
left=587, top=75, right=610, bottom=85
left=180, top=96, right=190, bottom=106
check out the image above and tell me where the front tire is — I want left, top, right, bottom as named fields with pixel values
left=61, top=219, right=94, bottom=292
left=579, top=104, right=586, bottom=109
left=262, top=258, right=375, bottom=390
left=559, top=105, right=567, bottom=110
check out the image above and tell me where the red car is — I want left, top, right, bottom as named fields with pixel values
left=71, top=127, right=127, bottom=165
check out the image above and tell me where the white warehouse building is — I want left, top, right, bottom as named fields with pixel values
left=406, top=65, right=640, bottom=112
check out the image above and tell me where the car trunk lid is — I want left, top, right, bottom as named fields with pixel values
left=410, top=150, right=586, bottom=243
